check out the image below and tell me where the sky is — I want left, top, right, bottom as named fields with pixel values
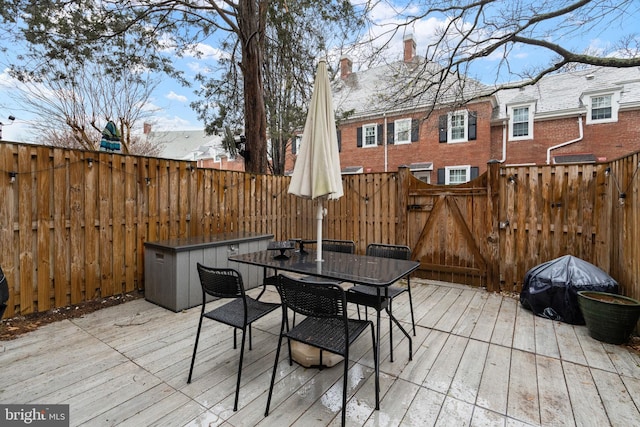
left=1, top=1, right=638, bottom=143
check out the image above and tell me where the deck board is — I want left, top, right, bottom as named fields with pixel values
left=1, top=278, right=638, bottom=427
left=491, top=297, right=516, bottom=347
left=470, top=292, right=502, bottom=342
left=512, top=303, right=536, bottom=353
left=590, top=368, right=640, bottom=427
left=563, top=361, right=611, bottom=426
left=536, top=355, right=575, bottom=426
left=449, top=339, right=489, bottom=404
left=507, top=349, right=540, bottom=425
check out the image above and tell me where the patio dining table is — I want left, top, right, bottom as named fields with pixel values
left=228, top=248, right=420, bottom=410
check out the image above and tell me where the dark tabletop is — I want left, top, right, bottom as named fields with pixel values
left=229, top=249, right=419, bottom=287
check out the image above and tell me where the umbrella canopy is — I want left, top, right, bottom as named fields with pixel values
left=288, top=59, right=343, bottom=261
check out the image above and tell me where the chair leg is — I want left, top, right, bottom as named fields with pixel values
left=341, top=348, right=348, bottom=427
left=283, top=313, right=293, bottom=365
left=249, top=324, right=253, bottom=350
left=187, top=315, right=204, bottom=383
left=233, top=328, right=237, bottom=349
left=265, top=323, right=286, bottom=416
left=388, top=299, right=394, bottom=363
left=370, top=323, right=379, bottom=410
left=233, top=326, right=248, bottom=411
left=407, top=278, right=416, bottom=336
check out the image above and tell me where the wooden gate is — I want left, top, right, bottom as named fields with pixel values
left=404, top=168, right=499, bottom=289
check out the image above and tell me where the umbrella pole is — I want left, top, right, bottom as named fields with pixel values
left=316, top=199, right=324, bottom=262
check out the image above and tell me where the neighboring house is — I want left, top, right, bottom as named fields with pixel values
left=145, top=124, right=244, bottom=171
left=491, top=66, right=640, bottom=167
left=287, top=35, right=640, bottom=184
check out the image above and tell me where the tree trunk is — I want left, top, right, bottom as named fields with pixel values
left=238, top=0, right=269, bottom=174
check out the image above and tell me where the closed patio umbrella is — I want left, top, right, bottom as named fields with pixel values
left=288, top=59, right=343, bottom=262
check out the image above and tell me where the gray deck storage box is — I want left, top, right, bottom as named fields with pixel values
left=144, top=232, right=273, bottom=312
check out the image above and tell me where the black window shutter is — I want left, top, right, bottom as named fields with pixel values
left=337, top=129, right=342, bottom=152
left=387, top=122, right=395, bottom=145
left=468, top=111, right=477, bottom=140
left=377, top=124, right=383, bottom=145
left=438, top=115, right=447, bottom=143
left=437, top=168, right=445, bottom=184
left=471, top=166, right=479, bottom=179
left=411, top=118, right=419, bottom=142
left=292, top=138, right=297, bottom=154
left=357, top=127, right=362, bottom=147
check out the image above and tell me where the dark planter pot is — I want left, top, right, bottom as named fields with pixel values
left=577, top=291, right=640, bottom=345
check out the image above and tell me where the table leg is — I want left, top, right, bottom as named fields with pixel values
left=386, top=307, right=413, bottom=361
left=257, top=268, right=269, bottom=300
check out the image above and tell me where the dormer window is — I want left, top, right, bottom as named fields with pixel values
left=584, top=91, right=620, bottom=124
left=591, top=95, right=612, bottom=120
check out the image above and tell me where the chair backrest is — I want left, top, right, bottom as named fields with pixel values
left=366, top=243, right=411, bottom=260
left=196, top=263, right=245, bottom=299
left=277, top=274, right=346, bottom=320
left=322, top=239, right=356, bottom=254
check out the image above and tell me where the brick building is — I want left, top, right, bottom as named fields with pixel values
left=287, top=35, right=640, bottom=184
left=146, top=126, right=245, bottom=171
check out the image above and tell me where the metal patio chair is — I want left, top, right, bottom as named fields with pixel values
left=265, top=274, right=378, bottom=427
left=347, top=243, right=415, bottom=362
left=187, top=263, right=280, bottom=411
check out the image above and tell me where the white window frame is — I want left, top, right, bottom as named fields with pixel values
left=293, top=135, right=302, bottom=154
left=394, top=118, right=412, bottom=145
left=585, top=91, right=620, bottom=124
left=508, top=103, right=534, bottom=141
left=413, top=170, right=431, bottom=183
left=448, top=110, right=468, bottom=143
left=363, top=123, right=378, bottom=147
left=445, top=165, right=470, bottom=185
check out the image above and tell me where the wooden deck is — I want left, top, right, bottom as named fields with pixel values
left=1, top=279, right=639, bottom=426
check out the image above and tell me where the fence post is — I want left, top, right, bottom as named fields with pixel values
left=486, top=160, right=501, bottom=291
left=396, top=166, right=410, bottom=246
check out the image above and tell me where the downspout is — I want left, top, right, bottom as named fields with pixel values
left=546, top=115, right=583, bottom=164
left=499, top=120, right=507, bottom=163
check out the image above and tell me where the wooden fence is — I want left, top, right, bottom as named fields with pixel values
left=0, top=142, right=638, bottom=317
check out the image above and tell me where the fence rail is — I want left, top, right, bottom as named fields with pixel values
left=0, top=142, right=638, bottom=317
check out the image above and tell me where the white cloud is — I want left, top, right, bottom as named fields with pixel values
left=186, top=61, right=214, bottom=74
left=166, top=91, right=188, bottom=103
left=147, top=114, right=200, bottom=132
left=184, top=43, right=226, bottom=60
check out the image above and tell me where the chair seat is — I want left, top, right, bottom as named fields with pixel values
left=285, top=317, right=371, bottom=356
left=205, top=297, right=280, bottom=329
left=346, top=285, right=404, bottom=310
left=348, top=284, right=406, bottom=299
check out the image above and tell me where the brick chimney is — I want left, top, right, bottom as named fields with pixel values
left=143, top=122, right=151, bottom=135
left=404, top=34, right=416, bottom=62
left=340, top=55, right=352, bottom=80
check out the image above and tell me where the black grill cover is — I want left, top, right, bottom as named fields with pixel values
left=520, top=255, right=619, bottom=324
